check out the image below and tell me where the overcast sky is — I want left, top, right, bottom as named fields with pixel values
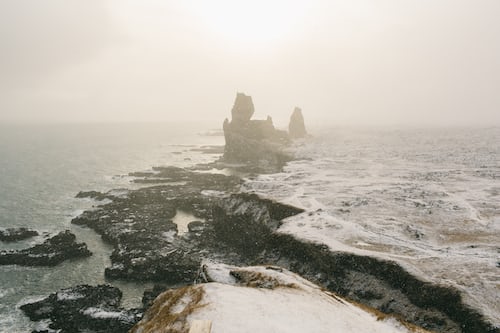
left=1, top=0, right=499, bottom=127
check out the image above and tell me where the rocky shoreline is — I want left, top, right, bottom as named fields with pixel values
left=15, top=94, right=499, bottom=332
left=17, top=162, right=496, bottom=333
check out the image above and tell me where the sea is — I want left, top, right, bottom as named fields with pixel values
left=0, top=123, right=225, bottom=332
left=0, top=123, right=499, bottom=331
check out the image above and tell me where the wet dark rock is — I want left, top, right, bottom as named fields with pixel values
left=75, top=191, right=108, bottom=201
left=0, top=230, right=91, bottom=266
left=104, top=244, right=200, bottom=283
left=0, top=227, right=38, bottom=242
left=20, top=284, right=142, bottom=333
left=72, top=167, right=243, bottom=282
left=288, top=107, right=307, bottom=139
left=128, top=171, right=156, bottom=177
left=190, top=145, right=225, bottom=154
left=222, top=93, right=291, bottom=171
left=212, top=193, right=304, bottom=256
left=131, top=166, right=242, bottom=187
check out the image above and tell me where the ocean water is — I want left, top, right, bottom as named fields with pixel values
left=244, top=127, right=500, bottom=325
left=0, top=123, right=224, bottom=332
left=1, top=124, right=499, bottom=331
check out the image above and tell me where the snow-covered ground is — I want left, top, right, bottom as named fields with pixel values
left=132, top=262, right=430, bottom=333
left=242, top=127, right=500, bottom=325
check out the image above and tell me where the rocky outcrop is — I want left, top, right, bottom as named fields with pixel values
left=20, top=284, right=142, bottom=333
left=288, top=107, right=307, bottom=138
left=71, top=168, right=302, bottom=284
left=222, top=93, right=290, bottom=171
left=0, top=227, right=38, bottom=242
left=0, top=230, right=91, bottom=266
left=71, top=166, right=243, bottom=283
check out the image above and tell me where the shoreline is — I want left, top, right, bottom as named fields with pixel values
left=16, top=151, right=497, bottom=332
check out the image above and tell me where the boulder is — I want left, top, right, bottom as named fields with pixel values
left=288, top=107, right=307, bottom=138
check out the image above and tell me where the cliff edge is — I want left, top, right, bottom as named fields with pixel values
left=130, top=262, right=432, bottom=333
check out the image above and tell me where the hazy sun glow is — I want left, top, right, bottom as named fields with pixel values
left=184, top=0, right=310, bottom=46
left=2, top=0, right=500, bottom=126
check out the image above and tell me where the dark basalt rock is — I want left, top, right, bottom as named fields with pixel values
left=104, top=243, right=201, bottom=283
left=75, top=190, right=109, bottom=201
left=20, top=284, right=142, bottom=333
left=263, top=234, right=498, bottom=333
left=211, top=193, right=304, bottom=256
left=72, top=167, right=243, bottom=282
left=0, top=227, right=38, bottom=242
left=288, top=107, right=307, bottom=139
left=0, top=230, right=91, bottom=266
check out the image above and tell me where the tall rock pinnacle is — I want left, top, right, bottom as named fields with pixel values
left=288, top=107, right=307, bottom=138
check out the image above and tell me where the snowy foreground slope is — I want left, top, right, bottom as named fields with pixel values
left=131, top=262, right=430, bottom=333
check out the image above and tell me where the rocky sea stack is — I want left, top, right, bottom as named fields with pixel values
left=222, top=92, right=305, bottom=171
left=288, top=107, right=307, bottom=139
